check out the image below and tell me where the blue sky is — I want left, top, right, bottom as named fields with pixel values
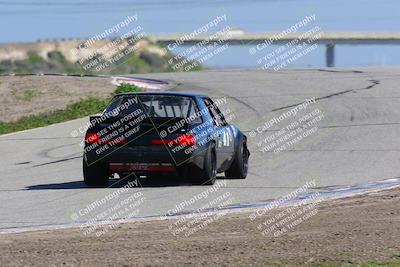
left=1, top=0, right=400, bottom=67
left=2, top=0, right=399, bottom=42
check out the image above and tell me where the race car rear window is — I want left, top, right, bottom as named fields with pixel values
left=104, top=95, right=202, bottom=123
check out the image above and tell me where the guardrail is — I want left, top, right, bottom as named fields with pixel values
left=0, top=73, right=176, bottom=91
left=149, top=32, right=400, bottom=67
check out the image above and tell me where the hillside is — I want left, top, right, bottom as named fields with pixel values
left=0, top=38, right=201, bottom=75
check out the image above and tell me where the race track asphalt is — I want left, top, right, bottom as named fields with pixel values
left=1, top=68, right=399, bottom=231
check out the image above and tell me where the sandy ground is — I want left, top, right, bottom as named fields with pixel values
left=1, top=187, right=399, bottom=267
left=0, top=76, right=115, bottom=122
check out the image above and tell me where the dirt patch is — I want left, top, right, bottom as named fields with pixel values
left=0, top=76, right=115, bottom=122
left=1, top=187, right=400, bottom=266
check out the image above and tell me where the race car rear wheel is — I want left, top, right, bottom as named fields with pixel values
left=83, top=159, right=109, bottom=187
left=191, top=143, right=217, bottom=185
left=225, top=137, right=249, bottom=179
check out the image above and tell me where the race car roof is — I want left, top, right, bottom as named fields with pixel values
left=115, top=91, right=209, bottom=98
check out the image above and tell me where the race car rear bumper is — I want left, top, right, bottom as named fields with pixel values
left=109, top=162, right=176, bottom=172
left=84, top=145, right=206, bottom=170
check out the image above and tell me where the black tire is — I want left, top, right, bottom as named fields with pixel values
left=191, top=143, right=217, bottom=185
left=225, top=137, right=249, bottom=179
left=83, top=159, right=109, bottom=187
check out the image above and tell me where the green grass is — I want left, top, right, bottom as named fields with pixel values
left=0, top=46, right=203, bottom=75
left=27, top=51, right=45, bottom=64
left=114, top=83, right=142, bottom=94
left=0, top=84, right=143, bottom=135
left=310, top=261, right=400, bottom=267
left=0, top=98, right=109, bottom=135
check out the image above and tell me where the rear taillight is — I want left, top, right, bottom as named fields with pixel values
left=151, top=139, right=174, bottom=145
left=152, top=134, right=196, bottom=147
left=85, top=132, right=126, bottom=146
left=85, top=132, right=99, bottom=144
left=177, top=134, right=196, bottom=146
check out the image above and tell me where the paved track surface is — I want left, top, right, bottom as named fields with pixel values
left=1, top=68, right=399, bottom=231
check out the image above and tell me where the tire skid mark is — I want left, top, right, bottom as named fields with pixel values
left=175, top=82, right=262, bottom=120
left=37, top=142, right=81, bottom=160
left=272, top=70, right=380, bottom=112
left=31, top=155, right=82, bottom=168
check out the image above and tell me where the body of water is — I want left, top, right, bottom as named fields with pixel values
left=1, top=0, right=400, bottom=68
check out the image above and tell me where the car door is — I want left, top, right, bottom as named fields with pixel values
left=203, top=98, right=235, bottom=169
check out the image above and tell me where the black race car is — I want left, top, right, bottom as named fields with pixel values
left=83, top=92, right=249, bottom=186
